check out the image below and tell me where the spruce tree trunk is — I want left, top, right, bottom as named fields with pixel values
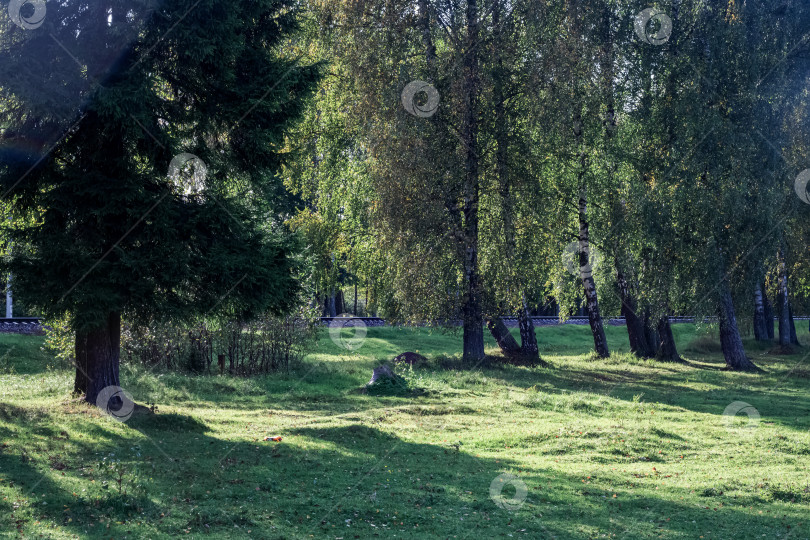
left=487, top=316, right=521, bottom=356
left=718, top=285, right=759, bottom=371
left=579, top=188, right=609, bottom=358
left=753, top=282, right=769, bottom=341
left=460, top=0, right=484, bottom=362
left=617, top=267, right=652, bottom=358
left=74, top=312, right=122, bottom=405
left=656, top=316, right=681, bottom=362
left=518, top=296, right=539, bottom=358
left=762, top=283, right=775, bottom=339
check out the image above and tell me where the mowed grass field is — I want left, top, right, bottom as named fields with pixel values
left=1, top=324, right=809, bottom=539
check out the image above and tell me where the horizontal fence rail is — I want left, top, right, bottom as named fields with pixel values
left=321, top=316, right=810, bottom=326
left=6, top=315, right=810, bottom=324
left=3, top=316, right=807, bottom=331
left=0, top=317, right=46, bottom=335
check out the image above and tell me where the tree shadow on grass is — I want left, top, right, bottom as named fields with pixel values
left=405, top=354, right=810, bottom=437
left=0, top=408, right=162, bottom=538
left=278, top=424, right=806, bottom=539
left=1, top=403, right=807, bottom=538
left=0, top=405, right=259, bottom=537
left=123, top=345, right=810, bottom=436
left=127, top=410, right=209, bottom=434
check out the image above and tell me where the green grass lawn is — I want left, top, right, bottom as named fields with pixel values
left=1, top=324, right=809, bottom=539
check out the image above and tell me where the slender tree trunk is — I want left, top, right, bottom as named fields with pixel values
left=74, top=312, right=122, bottom=404
left=789, top=304, right=800, bottom=346
left=460, top=0, right=484, bottom=362
left=4, top=223, right=11, bottom=318
left=418, top=0, right=484, bottom=359
left=565, top=0, right=610, bottom=355
left=369, top=278, right=376, bottom=316
left=336, top=289, right=345, bottom=315
left=571, top=6, right=609, bottom=359
left=777, top=247, right=791, bottom=346
left=777, top=291, right=790, bottom=345
left=462, top=289, right=485, bottom=362
left=616, top=266, right=652, bottom=358
left=487, top=316, right=521, bottom=356
left=753, top=282, right=769, bottom=341
left=656, top=315, right=681, bottom=362
left=353, top=283, right=358, bottom=315
left=762, top=283, right=774, bottom=339
left=5, top=272, right=11, bottom=318
left=418, top=0, right=436, bottom=74
left=518, top=295, right=539, bottom=358
left=490, top=1, right=540, bottom=361
left=643, top=307, right=659, bottom=355
left=718, top=284, right=760, bottom=371
left=578, top=186, right=609, bottom=358
left=602, top=0, right=638, bottom=361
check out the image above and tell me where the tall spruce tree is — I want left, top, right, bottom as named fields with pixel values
left=0, top=0, right=318, bottom=404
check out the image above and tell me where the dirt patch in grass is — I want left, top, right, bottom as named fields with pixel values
left=768, top=344, right=799, bottom=355
left=684, top=336, right=723, bottom=354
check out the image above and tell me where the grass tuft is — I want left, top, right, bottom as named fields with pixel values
left=0, top=324, right=808, bottom=539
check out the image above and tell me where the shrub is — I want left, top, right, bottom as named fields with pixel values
left=43, top=314, right=75, bottom=370
left=365, top=371, right=410, bottom=396
left=124, top=315, right=317, bottom=375
left=44, top=310, right=318, bottom=376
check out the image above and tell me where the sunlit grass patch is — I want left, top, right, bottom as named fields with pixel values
left=1, top=325, right=809, bottom=538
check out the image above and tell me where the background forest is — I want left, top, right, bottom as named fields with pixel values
left=1, top=1, right=809, bottom=538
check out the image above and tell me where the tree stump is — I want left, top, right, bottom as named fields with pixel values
left=368, top=364, right=397, bottom=385
left=392, top=352, right=427, bottom=366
